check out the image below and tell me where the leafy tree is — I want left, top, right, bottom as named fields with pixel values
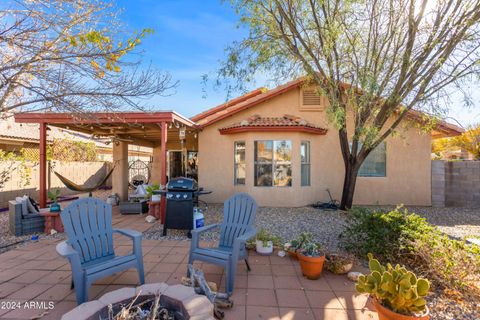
left=433, top=124, right=480, bottom=160
left=0, top=0, right=175, bottom=116
left=219, top=0, right=480, bottom=209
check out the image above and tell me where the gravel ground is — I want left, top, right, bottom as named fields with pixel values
left=427, top=289, right=479, bottom=320
left=143, top=205, right=349, bottom=252
left=144, top=204, right=480, bottom=248
left=367, top=205, right=480, bottom=240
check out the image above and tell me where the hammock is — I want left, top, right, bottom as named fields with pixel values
left=54, top=167, right=115, bottom=197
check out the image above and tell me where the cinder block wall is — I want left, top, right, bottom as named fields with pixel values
left=431, top=160, right=445, bottom=207
left=432, top=160, right=480, bottom=207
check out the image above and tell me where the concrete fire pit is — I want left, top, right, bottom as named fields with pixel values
left=61, top=283, right=214, bottom=320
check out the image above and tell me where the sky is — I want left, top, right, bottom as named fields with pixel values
left=117, top=0, right=477, bottom=127
left=116, top=0, right=246, bottom=118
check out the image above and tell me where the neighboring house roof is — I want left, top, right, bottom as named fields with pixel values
left=219, top=114, right=328, bottom=135
left=192, top=78, right=464, bottom=137
left=0, top=118, right=110, bottom=149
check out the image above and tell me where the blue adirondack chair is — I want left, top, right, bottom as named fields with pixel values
left=56, top=198, right=145, bottom=305
left=188, top=193, right=257, bottom=295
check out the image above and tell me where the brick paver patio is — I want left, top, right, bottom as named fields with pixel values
left=0, top=208, right=378, bottom=320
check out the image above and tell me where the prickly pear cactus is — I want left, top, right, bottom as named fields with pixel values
left=356, top=253, right=430, bottom=315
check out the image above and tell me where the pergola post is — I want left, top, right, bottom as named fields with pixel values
left=39, top=123, right=47, bottom=208
left=160, top=121, right=168, bottom=223
left=112, top=141, right=129, bottom=201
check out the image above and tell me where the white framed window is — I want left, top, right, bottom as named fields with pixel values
left=234, top=141, right=246, bottom=185
left=301, top=141, right=311, bottom=186
left=254, top=140, right=292, bottom=187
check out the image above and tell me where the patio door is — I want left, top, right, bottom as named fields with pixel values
left=168, top=151, right=184, bottom=179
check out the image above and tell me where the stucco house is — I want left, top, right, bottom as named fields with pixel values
left=193, top=78, right=462, bottom=207
left=13, top=78, right=462, bottom=209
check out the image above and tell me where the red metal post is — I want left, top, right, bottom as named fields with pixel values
left=160, top=121, right=168, bottom=224
left=39, top=123, right=47, bottom=208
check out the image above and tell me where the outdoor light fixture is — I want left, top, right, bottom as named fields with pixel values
left=179, top=127, right=186, bottom=140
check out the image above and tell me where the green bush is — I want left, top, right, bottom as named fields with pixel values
left=339, top=207, right=435, bottom=260
left=340, top=206, right=480, bottom=292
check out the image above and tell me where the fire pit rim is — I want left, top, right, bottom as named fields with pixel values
left=61, top=282, right=214, bottom=320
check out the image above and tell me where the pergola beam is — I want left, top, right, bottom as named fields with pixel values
left=15, top=112, right=198, bottom=128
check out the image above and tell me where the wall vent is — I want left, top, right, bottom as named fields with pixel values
left=302, top=89, right=322, bottom=105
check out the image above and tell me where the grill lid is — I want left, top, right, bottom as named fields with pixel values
left=167, top=177, right=198, bottom=191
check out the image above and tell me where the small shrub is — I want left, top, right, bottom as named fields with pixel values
left=404, top=235, right=480, bottom=291
left=339, top=206, right=434, bottom=260
left=340, top=206, right=480, bottom=292
left=247, top=228, right=282, bottom=248
left=285, top=232, right=313, bottom=252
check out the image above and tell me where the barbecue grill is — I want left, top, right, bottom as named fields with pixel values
left=163, top=177, right=198, bottom=237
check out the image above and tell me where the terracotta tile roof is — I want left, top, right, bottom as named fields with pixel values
left=192, top=78, right=305, bottom=127
left=219, top=114, right=328, bottom=135
left=191, top=88, right=266, bottom=122
left=193, top=77, right=464, bottom=138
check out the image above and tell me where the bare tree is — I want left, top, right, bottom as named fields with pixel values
left=219, top=0, right=480, bottom=209
left=0, top=0, right=176, bottom=117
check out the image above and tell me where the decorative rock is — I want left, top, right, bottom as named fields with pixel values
left=145, top=215, right=156, bottom=223
left=50, top=229, right=58, bottom=235
left=183, top=294, right=214, bottom=319
left=466, top=237, right=480, bottom=246
left=61, top=300, right=106, bottom=320
left=347, top=271, right=363, bottom=282
left=162, top=284, right=196, bottom=302
left=135, top=282, right=169, bottom=296
left=99, top=287, right=136, bottom=306
left=277, top=250, right=286, bottom=257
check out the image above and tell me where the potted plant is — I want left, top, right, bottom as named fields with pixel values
left=297, top=242, right=326, bottom=280
left=325, top=253, right=354, bottom=274
left=285, top=232, right=313, bottom=260
left=255, top=228, right=281, bottom=255
left=356, top=254, right=430, bottom=320
left=146, top=184, right=161, bottom=202
left=47, top=189, right=61, bottom=212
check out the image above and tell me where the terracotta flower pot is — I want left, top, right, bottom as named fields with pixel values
left=372, top=297, right=430, bottom=320
left=287, top=249, right=298, bottom=260
left=298, top=252, right=325, bottom=280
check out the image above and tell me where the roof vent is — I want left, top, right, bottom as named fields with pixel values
left=302, top=89, right=322, bottom=106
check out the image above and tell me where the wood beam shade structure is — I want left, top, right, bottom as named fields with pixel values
left=15, top=112, right=199, bottom=211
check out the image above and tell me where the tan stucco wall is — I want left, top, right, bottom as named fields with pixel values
left=197, top=88, right=432, bottom=207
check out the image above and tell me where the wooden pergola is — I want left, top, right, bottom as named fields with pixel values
left=15, top=111, right=199, bottom=221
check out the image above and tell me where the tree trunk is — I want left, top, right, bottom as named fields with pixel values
left=340, top=162, right=360, bottom=210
